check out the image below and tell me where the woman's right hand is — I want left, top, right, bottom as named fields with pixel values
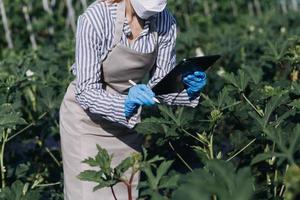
left=124, top=84, right=156, bottom=118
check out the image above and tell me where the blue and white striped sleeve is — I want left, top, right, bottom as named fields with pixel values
left=147, top=10, right=200, bottom=107
left=74, top=14, right=139, bottom=129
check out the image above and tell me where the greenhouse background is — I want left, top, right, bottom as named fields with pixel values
left=0, top=0, right=300, bottom=199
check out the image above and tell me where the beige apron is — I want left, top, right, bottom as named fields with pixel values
left=59, top=1, right=158, bottom=200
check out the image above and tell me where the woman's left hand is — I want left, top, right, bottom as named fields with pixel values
left=182, top=71, right=207, bottom=98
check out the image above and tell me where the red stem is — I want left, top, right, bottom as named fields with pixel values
left=127, top=183, right=132, bottom=200
left=127, top=170, right=137, bottom=200
left=119, top=170, right=137, bottom=200
left=111, top=186, right=118, bottom=200
left=129, top=171, right=135, bottom=186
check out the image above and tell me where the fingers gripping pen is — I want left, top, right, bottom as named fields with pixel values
left=128, top=80, right=160, bottom=104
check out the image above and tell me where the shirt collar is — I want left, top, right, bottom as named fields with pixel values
left=123, top=18, right=151, bottom=37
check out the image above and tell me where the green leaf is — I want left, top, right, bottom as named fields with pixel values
left=77, top=170, right=102, bottom=182
left=222, top=72, right=238, bottom=88
left=175, top=107, right=196, bottom=128
left=274, top=110, right=296, bottom=127
left=143, top=165, right=157, bottom=190
left=141, top=160, right=173, bottom=191
left=284, top=165, right=300, bottom=200
left=95, top=144, right=113, bottom=175
left=158, top=105, right=179, bottom=125
left=114, top=157, right=134, bottom=178
left=291, top=83, right=300, bottom=95
left=243, top=66, right=263, bottom=84
left=39, top=87, right=61, bottom=110
left=251, top=153, right=274, bottom=165
left=173, top=185, right=211, bottom=200
left=92, top=180, right=117, bottom=192
left=263, top=85, right=289, bottom=97
left=288, top=99, right=300, bottom=109
left=217, top=88, right=231, bottom=109
left=0, top=181, right=41, bottom=200
left=0, top=104, right=27, bottom=130
left=222, top=70, right=250, bottom=92
left=249, top=111, right=264, bottom=128
left=261, top=125, right=300, bottom=164
left=206, top=160, right=236, bottom=193
left=156, top=161, right=174, bottom=186
left=159, top=173, right=180, bottom=189
left=143, top=191, right=168, bottom=200
left=289, top=125, right=300, bottom=154
left=135, top=117, right=169, bottom=135
left=82, top=157, right=99, bottom=167
left=237, top=69, right=250, bottom=91
left=263, top=95, right=289, bottom=127
left=173, top=160, right=254, bottom=200
left=15, top=163, right=30, bottom=179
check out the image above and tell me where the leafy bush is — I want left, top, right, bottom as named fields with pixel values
left=0, top=0, right=299, bottom=199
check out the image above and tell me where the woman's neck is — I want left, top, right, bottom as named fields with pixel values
left=124, top=0, right=145, bottom=43
left=125, top=0, right=144, bottom=26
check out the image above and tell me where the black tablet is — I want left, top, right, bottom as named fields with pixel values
left=152, top=55, right=221, bottom=95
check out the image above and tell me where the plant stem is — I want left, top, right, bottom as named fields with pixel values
left=274, top=169, right=278, bottom=197
left=182, top=129, right=207, bottom=145
left=45, top=147, right=61, bottom=167
left=0, top=0, right=13, bottom=48
left=22, top=5, right=37, bottom=50
left=279, top=185, right=285, bottom=197
left=209, top=135, right=214, bottom=159
left=212, top=194, right=217, bottom=200
left=0, top=129, right=9, bottom=188
left=168, top=141, right=193, bottom=172
left=7, top=112, right=47, bottom=142
left=220, top=101, right=242, bottom=111
left=35, top=181, right=61, bottom=187
left=1, top=112, right=46, bottom=189
left=127, top=171, right=136, bottom=200
left=111, top=186, right=118, bottom=200
left=242, top=93, right=264, bottom=117
left=127, top=185, right=132, bottom=200
left=197, top=120, right=212, bottom=123
left=279, top=164, right=290, bottom=197
left=119, top=171, right=136, bottom=200
left=65, top=0, right=76, bottom=33
left=129, top=171, right=135, bottom=187
left=226, top=139, right=256, bottom=161
left=7, top=123, right=32, bottom=142
left=127, top=184, right=132, bottom=200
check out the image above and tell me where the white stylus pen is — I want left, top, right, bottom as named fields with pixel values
left=128, top=80, right=160, bottom=104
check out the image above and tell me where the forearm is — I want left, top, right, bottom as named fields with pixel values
left=157, top=89, right=200, bottom=108
left=75, top=88, right=140, bottom=129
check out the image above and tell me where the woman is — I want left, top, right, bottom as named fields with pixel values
left=59, top=0, right=207, bottom=199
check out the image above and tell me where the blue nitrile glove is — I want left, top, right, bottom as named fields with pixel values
left=124, top=84, right=156, bottom=118
left=182, top=71, right=207, bottom=99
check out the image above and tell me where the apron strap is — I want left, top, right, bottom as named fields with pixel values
left=112, top=0, right=126, bottom=47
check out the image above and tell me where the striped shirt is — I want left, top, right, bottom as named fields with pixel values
left=71, top=1, right=200, bottom=129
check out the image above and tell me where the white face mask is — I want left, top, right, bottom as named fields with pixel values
left=130, top=0, right=167, bottom=19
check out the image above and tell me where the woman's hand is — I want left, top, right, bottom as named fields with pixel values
left=182, top=71, right=207, bottom=99
left=124, top=84, right=156, bottom=118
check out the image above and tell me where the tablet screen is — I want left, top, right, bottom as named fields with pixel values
left=152, top=55, right=221, bottom=95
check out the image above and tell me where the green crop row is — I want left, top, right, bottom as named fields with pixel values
left=0, top=0, right=300, bottom=199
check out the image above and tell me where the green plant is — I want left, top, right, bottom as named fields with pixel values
left=284, top=165, right=300, bottom=200
left=0, top=180, right=42, bottom=200
left=78, top=145, right=166, bottom=200
left=1, top=0, right=300, bottom=199
left=173, top=160, right=254, bottom=200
